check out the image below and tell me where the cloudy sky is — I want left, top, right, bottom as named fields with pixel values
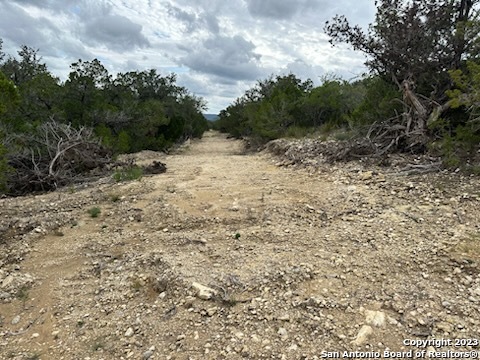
left=0, top=0, right=376, bottom=113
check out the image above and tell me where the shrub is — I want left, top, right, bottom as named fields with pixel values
left=87, top=207, right=101, bottom=218
left=113, top=165, right=143, bottom=182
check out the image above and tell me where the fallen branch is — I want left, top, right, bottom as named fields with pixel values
left=395, top=161, right=443, bottom=176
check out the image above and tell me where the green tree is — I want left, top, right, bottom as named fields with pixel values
left=0, top=70, right=18, bottom=192
left=1, top=45, right=48, bottom=86
left=0, top=38, right=4, bottom=63
left=301, top=79, right=349, bottom=128
left=325, top=0, right=480, bottom=143
left=63, top=59, right=111, bottom=125
left=350, top=76, right=402, bottom=127
left=0, top=46, right=61, bottom=131
left=0, top=71, right=19, bottom=116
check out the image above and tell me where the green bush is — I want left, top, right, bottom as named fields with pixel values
left=113, top=166, right=143, bottom=182
left=350, top=77, right=402, bottom=128
left=87, top=207, right=101, bottom=218
left=284, top=126, right=314, bottom=138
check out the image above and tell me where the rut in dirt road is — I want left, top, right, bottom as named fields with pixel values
left=1, top=131, right=479, bottom=359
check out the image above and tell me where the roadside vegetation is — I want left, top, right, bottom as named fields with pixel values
left=214, top=0, right=480, bottom=171
left=0, top=39, right=208, bottom=195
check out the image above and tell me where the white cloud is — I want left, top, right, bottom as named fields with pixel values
left=246, top=0, right=315, bottom=20
left=83, top=14, right=150, bottom=51
left=0, top=0, right=376, bottom=113
left=181, top=34, right=264, bottom=81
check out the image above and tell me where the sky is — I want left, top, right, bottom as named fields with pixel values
left=0, top=0, right=376, bottom=114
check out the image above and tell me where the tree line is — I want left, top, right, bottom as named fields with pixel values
left=214, top=0, right=480, bottom=169
left=0, top=40, right=209, bottom=194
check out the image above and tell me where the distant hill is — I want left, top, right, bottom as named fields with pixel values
left=203, top=114, right=219, bottom=121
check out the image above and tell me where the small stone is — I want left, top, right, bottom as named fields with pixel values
left=277, top=327, right=288, bottom=339
left=251, top=335, right=261, bottom=343
left=52, top=330, right=60, bottom=339
left=192, top=282, right=217, bottom=300
left=31, top=333, right=40, bottom=338
left=360, top=171, right=373, bottom=181
left=436, top=321, right=453, bottom=333
left=143, top=350, right=154, bottom=360
left=365, top=310, right=386, bottom=327
left=352, top=325, right=373, bottom=346
left=125, top=327, right=134, bottom=337
left=288, top=344, right=298, bottom=351
left=206, top=307, right=217, bottom=317
left=11, top=315, right=20, bottom=325
left=1, top=275, right=14, bottom=288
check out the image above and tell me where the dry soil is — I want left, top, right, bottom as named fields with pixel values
left=0, top=131, right=479, bottom=360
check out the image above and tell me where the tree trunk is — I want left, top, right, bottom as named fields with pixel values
left=402, top=80, right=427, bottom=134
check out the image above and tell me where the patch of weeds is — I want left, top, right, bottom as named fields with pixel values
left=77, top=320, right=85, bottom=328
left=464, top=165, right=480, bottom=175
left=109, top=193, right=121, bottom=202
left=71, top=220, right=78, bottom=228
left=113, top=166, right=143, bottom=182
left=16, top=285, right=30, bottom=307
left=443, top=154, right=461, bottom=168
left=233, top=233, right=241, bottom=239
left=17, top=285, right=29, bottom=300
left=318, top=134, right=329, bottom=141
left=87, top=207, right=101, bottom=218
left=284, top=126, right=313, bottom=139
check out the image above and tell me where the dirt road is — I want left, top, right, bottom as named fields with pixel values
left=1, top=131, right=479, bottom=359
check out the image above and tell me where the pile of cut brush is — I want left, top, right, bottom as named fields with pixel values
left=4, top=120, right=167, bottom=196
